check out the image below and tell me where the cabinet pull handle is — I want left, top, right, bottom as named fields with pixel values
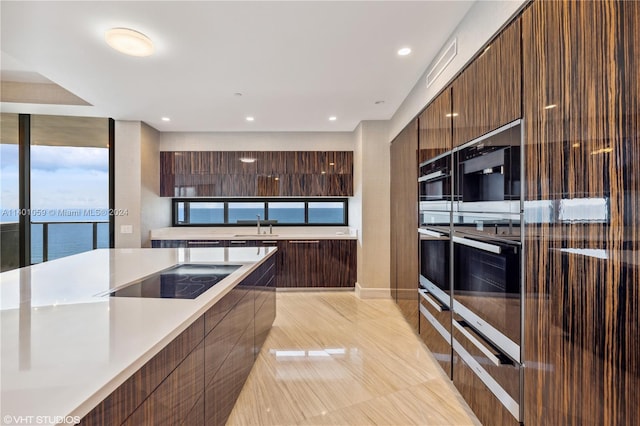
left=230, top=241, right=247, bottom=244
left=452, top=236, right=501, bottom=254
left=418, top=289, right=448, bottom=312
left=418, top=170, right=444, bottom=182
left=288, top=240, right=320, bottom=244
left=418, top=228, right=445, bottom=238
left=262, top=241, right=278, bottom=244
left=453, top=320, right=512, bottom=367
left=187, top=241, right=219, bottom=245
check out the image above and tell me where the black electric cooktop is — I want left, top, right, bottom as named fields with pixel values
left=108, top=264, right=242, bottom=299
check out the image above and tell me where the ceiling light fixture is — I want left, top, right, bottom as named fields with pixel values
left=374, top=100, right=385, bottom=105
left=544, top=104, right=557, bottom=110
left=446, top=113, right=459, bottom=117
left=329, top=116, right=337, bottom=121
left=240, top=158, right=256, bottom=163
left=397, top=47, right=412, bottom=56
left=234, top=92, right=243, bottom=97
left=161, top=117, right=170, bottom=122
left=246, top=116, right=254, bottom=122
left=105, top=28, right=154, bottom=57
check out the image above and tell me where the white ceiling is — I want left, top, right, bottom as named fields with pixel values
left=0, top=1, right=474, bottom=132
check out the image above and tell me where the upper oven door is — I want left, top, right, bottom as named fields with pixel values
left=454, top=120, right=522, bottom=214
left=419, top=152, right=452, bottom=211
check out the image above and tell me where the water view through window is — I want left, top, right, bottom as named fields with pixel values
left=174, top=199, right=347, bottom=226
left=0, top=115, right=111, bottom=266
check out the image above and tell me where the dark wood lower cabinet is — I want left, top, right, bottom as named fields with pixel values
left=80, top=255, right=276, bottom=426
left=122, top=341, right=205, bottom=426
left=277, top=239, right=356, bottom=288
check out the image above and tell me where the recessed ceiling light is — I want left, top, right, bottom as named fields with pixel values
left=445, top=113, right=459, bottom=117
left=329, top=162, right=335, bottom=166
left=321, top=171, right=326, bottom=174
left=240, top=158, right=256, bottom=163
left=274, top=177, right=279, bottom=181
left=544, top=104, right=557, bottom=110
left=329, top=116, right=337, bottom=121
left=105, top=28, right=154, bottom=57
left=161, top=117, right=170, bottom=122
left=234, top=92, right=243, bottom=97
left=374, top=100, right=385, bottom=105
left=246, top=116, right=254, bottom=122
left=397, top=47, right=412, bottom=56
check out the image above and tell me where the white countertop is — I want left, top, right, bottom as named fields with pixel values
left=0, top=247, right=276, bottom=425
left=150, top=226, right=357, bottom=240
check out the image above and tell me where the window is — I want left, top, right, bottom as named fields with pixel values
left=173, top=198, right=348, bottom=226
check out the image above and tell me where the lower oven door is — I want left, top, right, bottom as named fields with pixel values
left=452, top=234, right=521, bottom=362
left=452, top=313, right=521, bottom=425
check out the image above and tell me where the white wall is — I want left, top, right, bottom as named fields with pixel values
left=114, top=121, right=142, bottom=248
left=356, top=121, right=391, bottom=298
left=140, top=123, right=170, bottom=247
left=388, top=0, right=527, bottom=141
left=160, top=131, right=353, bottom=151
left=115, top=121, right=170, bottom=248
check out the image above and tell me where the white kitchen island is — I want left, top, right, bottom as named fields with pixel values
left=0, top=247, right=276, bottom=425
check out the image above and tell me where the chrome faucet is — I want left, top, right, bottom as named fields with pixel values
left=256, top=214, right=261, bottom=234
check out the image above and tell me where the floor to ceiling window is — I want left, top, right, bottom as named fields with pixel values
left=0, top=114, right=113, bottom=270
left=29, top=115, right=111, bottom=263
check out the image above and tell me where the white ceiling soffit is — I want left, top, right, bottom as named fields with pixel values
left=0, top=1, right=475, bottom=132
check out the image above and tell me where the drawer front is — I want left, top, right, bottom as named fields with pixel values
left=452, top=315, right=521, bottom=424
left=418, top=299, right=452, bottom=377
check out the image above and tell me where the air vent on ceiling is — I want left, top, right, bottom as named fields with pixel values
left=426, top=38, right=457, bottom=88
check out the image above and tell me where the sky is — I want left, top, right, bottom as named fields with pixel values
left=1, top=144, right=109, bottom=222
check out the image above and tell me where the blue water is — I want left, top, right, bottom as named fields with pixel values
left=30, top=222, right=110, bottom=263
left=188, top=208, right=344, bottom=224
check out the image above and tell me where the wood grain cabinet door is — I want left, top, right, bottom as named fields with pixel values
left=522, top=1, right=640, bottom=425
left=419, top=88, right=453, bottom=162
left=452, top=18, right=522, bottom=147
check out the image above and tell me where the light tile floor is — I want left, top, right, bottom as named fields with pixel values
left=227, top=291, right=480, bottom=425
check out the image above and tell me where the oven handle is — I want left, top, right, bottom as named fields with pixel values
left=418, top=170, right=445, bottom=182
left=453, top=320, right=512, bottom=367
left=452, top=236, right=502, bottom=254
left=418, top=289, right=449, bottom=312
left=418, top=228, right=445, bottom=238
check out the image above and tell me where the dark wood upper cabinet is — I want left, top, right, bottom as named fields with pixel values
left=160, top=151, right=353, bottom=197
left=419, top=88, right=452, bottom=162
left=452, top=17, right=522, bottom=147
left=522, top=1, right=639, bottom=425
left=390, top=119, right=419, bottom=332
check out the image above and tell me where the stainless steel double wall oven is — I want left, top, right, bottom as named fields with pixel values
left=418, top=119, right=524, bottom=422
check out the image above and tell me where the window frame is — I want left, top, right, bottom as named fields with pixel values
left=172, top=197, right=348, bottom=227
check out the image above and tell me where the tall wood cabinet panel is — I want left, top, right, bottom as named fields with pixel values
left=522, top=1, right=639, bottom=425
left=160, top=151, right=353, bottom=197
left=390, top=119, right=419, bottom=331
left=452, top=17, right=521, bottom=147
